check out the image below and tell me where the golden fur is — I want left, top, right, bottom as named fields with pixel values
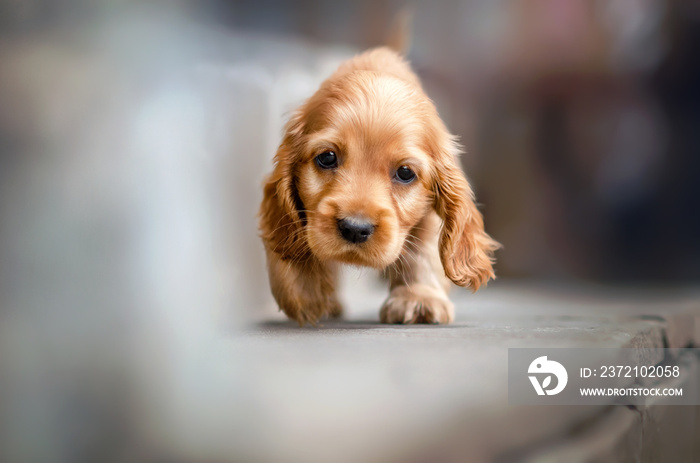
left=259, top=47, right=499, bottom=325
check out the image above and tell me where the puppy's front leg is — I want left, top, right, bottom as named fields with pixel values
left=380, top=213, right=454, bottom=324
left=266, top=251, right=342, bottom=326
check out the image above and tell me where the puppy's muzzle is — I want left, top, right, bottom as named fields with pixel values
left=337, top=217, right=375, bottom=244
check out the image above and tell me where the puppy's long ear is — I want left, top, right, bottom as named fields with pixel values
left=259, top=112, right=307, bottom=260
left=432, top=137, right=500, bottom=290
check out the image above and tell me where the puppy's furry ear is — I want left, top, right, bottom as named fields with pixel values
left=432, top=137, right=500, bottom=290
left=259, top=112, right=307, bottom=260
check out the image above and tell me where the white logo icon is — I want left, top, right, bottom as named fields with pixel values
left=528, top=356, right=568, bottom=396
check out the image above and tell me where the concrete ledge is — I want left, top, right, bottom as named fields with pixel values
left=241, top=282, right=700, bottom=462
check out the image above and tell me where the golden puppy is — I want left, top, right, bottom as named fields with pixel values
left=259, top=47, right=499, bottom=325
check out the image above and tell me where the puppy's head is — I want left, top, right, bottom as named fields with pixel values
left=260, top=48, right=498, bottom=289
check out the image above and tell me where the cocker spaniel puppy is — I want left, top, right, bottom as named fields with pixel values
left=259, top=47, right=499, bottom=325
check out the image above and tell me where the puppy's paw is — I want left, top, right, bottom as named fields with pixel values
left=281, top=297, right=344, bottom=326
left=380, top=284, right=454, bottom=324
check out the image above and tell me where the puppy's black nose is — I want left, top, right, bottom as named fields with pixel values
left=337, top=217, right=374, bottom=244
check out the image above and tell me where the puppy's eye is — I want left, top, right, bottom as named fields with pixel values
left=395, top=165, right=416, bottom=183
left=315, top=151, right=338, bottom=169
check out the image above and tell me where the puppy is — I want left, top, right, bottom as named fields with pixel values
left=259, top=47, right=499, bottom=325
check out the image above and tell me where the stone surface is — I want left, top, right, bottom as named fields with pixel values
left=238, top=281, right=700, bottom=462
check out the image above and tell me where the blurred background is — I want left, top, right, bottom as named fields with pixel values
left=1, top=0, right=699, bottom=462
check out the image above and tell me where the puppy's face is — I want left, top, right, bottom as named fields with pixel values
left=296, top=75, right=433, bottom=268
left=260, top=48, right=498, bottom=290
